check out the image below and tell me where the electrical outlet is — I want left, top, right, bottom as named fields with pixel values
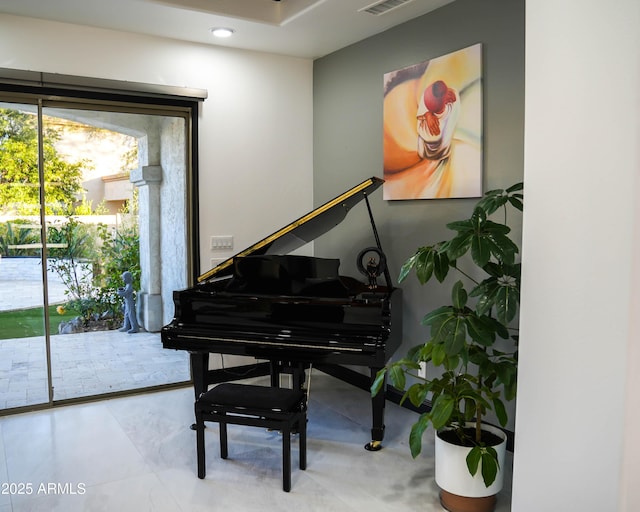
left=418, top=361, right=427, bottom=379
left=210, top=258, right=226, bottom=268
left=210, top=235, right=233, bottom=250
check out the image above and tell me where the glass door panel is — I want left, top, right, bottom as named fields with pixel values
left=1, top=97, right=192, bottom=413
left=41, top=106, right=190, bottom=401
left=0, top=102, right=50, bottom=410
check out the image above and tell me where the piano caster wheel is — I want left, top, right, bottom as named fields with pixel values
left=364, top=440, right=382, bottom=451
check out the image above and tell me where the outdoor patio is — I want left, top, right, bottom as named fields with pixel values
left=0, top=330, right=190, bottom=410
left=0, top=257, right=191, bottom=411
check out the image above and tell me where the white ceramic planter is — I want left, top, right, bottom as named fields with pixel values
left=434, top=423, right=507, bottom=498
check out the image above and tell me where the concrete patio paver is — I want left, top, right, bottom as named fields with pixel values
left=0, top=330, right=190, bottom=410
left=0, top=258, right=191, bottom=411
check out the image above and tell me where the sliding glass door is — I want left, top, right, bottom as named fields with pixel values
left=0, top=97, right=192, bottom=412
left=0, top=101, right=51, bottom=409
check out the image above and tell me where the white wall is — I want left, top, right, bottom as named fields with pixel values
left=0, top=13, right=314, bottom=279
left=513, top=1, right=640, bottom=510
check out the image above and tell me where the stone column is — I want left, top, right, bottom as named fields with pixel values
left=130, top=165, right=163, bottom=332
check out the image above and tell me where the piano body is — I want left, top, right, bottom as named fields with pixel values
left=161, top=176, right=402, bottom=450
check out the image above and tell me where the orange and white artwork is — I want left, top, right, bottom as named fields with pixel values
left=383, top=44, right=482, bottom=200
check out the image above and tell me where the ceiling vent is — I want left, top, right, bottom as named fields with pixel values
left=359, top=0, right=415, bottom=16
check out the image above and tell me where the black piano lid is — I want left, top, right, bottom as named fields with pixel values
left=198, top=176, right=384, bottom=283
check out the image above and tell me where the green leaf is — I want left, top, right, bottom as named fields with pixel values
left=503, top=377, right=518, bottom=401
left=508, top=196, right=523, bottom=211
left=482, top=262, right=503, bottom=278
left=462, top=397, right=476, bottom=421
left=433, top=250, right=450, bottom=282
left=483, top=219, right=511, bottom=235
left=471, top=234, right=492, bottom=267
left=441, top=316, right=467, bottom=356
left=431, top=342, right=446, bottom=366
left=412, top=343, right=434, bottom=363
left=446, top=219, right=474, bottom=232
left=466, top=446, right=500, bottom=487
left=474, top=280, right=500, bottom=317
left=431, top=393, right=455, bottom=429
left=415, top=248, right=435, bottom=284
left=468, top=346, right=490, bottom=366
left=398, top=252, right=419, bottom=283
left=451, top=280, right=468, bottom=309
left=422, top=306, right=453, bottom=327
left=407, top=343, right=426, bottom=361
left=407, top=382, right=429, bottom=407
left=466, top=446, right=482, bottom=476
left=485, top=231, right=518, bottom=265
left=492, top=397, right=508, bottom=427
left=443, top=354, right=460, bottom=371
left=496, top=361, right=517, bottom=389
left=466, top=315, right=494, bottom=346
left=481, top=447, right=500, bottom=487
left=409, top=413, right=430, bottom=458
left=370, top=367, right=387, bottom=396
left=445, top=233, right=472, bottom=260
left=495, top=285, right=519, bottom=324
left=470, top=206, right=487, bottom=229
left=490, top=316, right=510, bottom=339
left=388, top=364, right=407, bottom=390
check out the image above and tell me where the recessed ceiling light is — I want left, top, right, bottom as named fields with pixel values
left=210, top=27, right=235, bottom=38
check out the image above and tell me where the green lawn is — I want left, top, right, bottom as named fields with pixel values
left=0, top=305, right=80, bottom=340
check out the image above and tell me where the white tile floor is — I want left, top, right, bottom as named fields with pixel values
left=0, top=372, right=512, bottom=512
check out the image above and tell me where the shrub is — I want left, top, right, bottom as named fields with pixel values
left=0, top=220, right=40, bottom=257
left=46, top=216, right=99, bottom=304
left=94, top=215, right=140, bottom=322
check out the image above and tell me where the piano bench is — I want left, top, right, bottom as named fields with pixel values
left=194, top=382, right=308, bottom=492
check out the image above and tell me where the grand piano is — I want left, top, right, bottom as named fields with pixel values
left=161, top=176, right=402, bottom=450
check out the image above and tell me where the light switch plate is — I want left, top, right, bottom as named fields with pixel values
left=210, top=235, right=233, bottom=250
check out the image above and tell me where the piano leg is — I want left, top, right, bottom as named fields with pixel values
left=365, top=367, right=386, bottom=452
left=189, top=352, right=209, bottom=431
left=190, top=352, right=209, bottom=399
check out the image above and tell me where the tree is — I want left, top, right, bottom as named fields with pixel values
left=0, top=108, right=85, bottom=215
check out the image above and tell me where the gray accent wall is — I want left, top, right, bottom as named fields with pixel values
left=312, top=0, right=525, bottom=402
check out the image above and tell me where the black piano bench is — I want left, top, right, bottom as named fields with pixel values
left=194, top=382, right=308, bottom=492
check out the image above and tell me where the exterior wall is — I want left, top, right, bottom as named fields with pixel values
left=160, top=117, right=188, bottom=326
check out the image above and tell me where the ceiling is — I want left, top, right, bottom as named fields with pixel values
left=0, top=0, right=454, bottom=59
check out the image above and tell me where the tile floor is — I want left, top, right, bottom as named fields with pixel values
left=0, top=372, right=513, bottom=512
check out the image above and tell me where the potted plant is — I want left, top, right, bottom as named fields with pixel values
left=372, top=183, right=523, bottom=512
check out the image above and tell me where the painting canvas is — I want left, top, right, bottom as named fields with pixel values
left=382, top=43, right=483, bottom=200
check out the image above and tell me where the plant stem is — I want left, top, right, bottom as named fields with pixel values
left=451, top=264, right=480, bottom=286
left=475, top=373, right=482, bottom=444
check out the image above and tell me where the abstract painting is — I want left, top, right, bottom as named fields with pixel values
left=382, top=43, right=483, bottom=200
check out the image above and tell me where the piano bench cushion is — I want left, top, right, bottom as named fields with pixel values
left=198, top=383, right=305, bottom=412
